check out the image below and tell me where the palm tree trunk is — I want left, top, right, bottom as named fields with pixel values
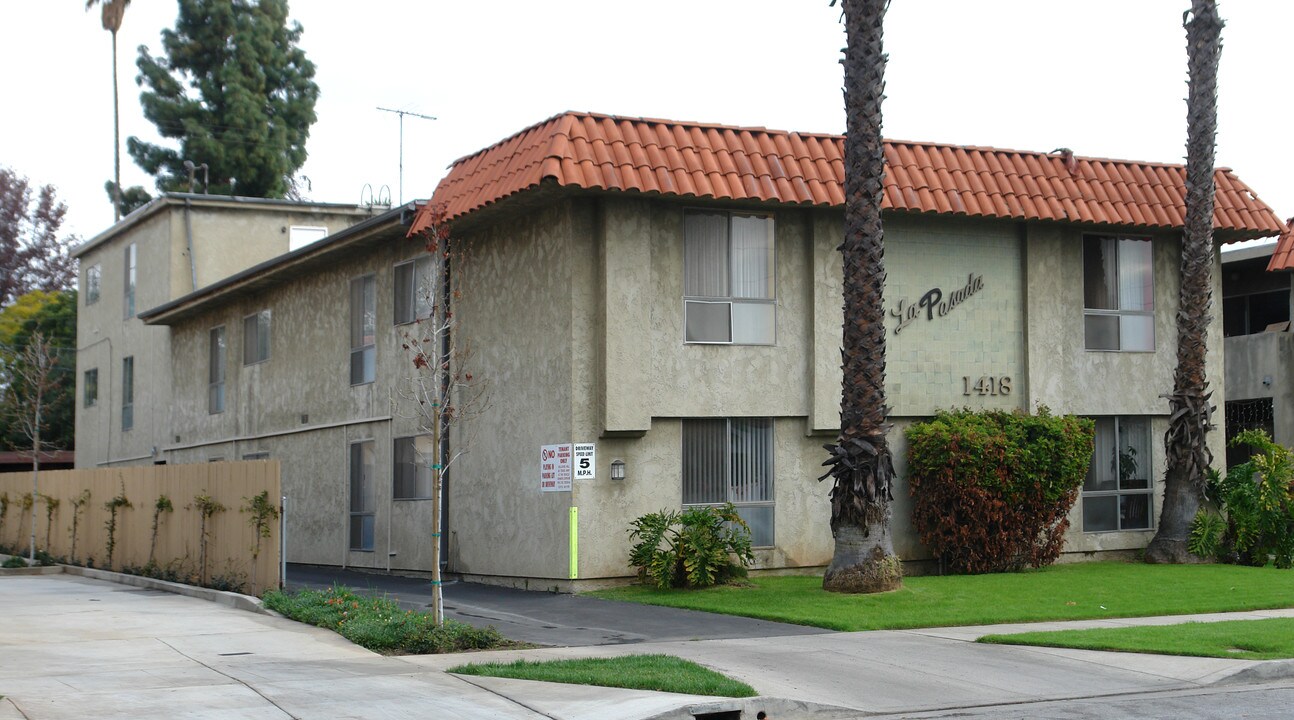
left=821, top=0, right=901, bottom=594
left=1145, top=0, right=1223, bottom=564
left=112, top=27, right=122, bottom=221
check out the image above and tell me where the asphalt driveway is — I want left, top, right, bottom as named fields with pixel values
left=286, top=563, right=831, bottom=647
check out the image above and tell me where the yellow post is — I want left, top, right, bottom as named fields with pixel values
left=568, top=506, right=578, bottom=580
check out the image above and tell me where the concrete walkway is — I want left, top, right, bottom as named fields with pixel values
left=3, top=573, right=1293, bottom=719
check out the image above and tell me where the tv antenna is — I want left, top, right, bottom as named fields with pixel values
left=377, top=106, right=437, bottom=204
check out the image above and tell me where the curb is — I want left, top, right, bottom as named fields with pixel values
left=0, top=555, right=272, bottom=616
left=1212, top=658, right=1294, bottom=686
left=643, top=697, right=861, bottom=720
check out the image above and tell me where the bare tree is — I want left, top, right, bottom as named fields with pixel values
left=1, top=332, right=61, bottom=562
left=395, top=208, right=489, bottom=623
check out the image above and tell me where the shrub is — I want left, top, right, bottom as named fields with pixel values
left=1194, top=431, right=1294, bottom=567
left=2, top=555, right=28, bottom=568
left=262, top=585, right=507, bottom=654
left=906, top=408, right=1094, bottom=574
left=628, top=504, right=754, bottom=589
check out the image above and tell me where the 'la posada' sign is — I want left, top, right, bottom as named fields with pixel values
left=890, top=273, right=985, bottom=334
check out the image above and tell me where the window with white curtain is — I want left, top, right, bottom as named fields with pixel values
left=683, top=211, right=775, bottom=344
left=243, top=309, right=272, bottom=365
left=1083, top=235, right=1154, bottom=351
left=394, top=257, right=434, bottom=324
left=393, top=435, right=435, bottom=500
left=682, top=417, right=775, bottom=546
left=1082, top=417, right=1153, bottom=532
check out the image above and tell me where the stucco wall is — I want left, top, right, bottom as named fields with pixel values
left=1225, top=332, right=1294, bottom=448
left=447, top=201, right=580, bottom=581
left=75, top=210, right=174, bottom=468
left=163, top=229, right=440, bottom=570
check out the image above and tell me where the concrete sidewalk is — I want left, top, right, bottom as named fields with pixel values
left=3, top=573, right=1294, bottom=719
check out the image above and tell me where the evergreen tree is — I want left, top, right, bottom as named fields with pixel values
left=128, top=0, right=319, bottom=198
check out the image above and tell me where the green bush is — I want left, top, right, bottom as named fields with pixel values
left=2, top=555, right=27, bottom=568
left=628, top=504, right=754, bottom=589
left=1193, top=431, right=1294, bottom=567
left=906, top=408, right=1094, bottom=574
left=262, top=585, right=506, bottom=654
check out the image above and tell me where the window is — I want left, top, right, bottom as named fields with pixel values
left=84, top=368, right=98, bottom=407
left=1083, top=235, right=1154, bottom=351
left=289, top=225, right=329, bottom=251
left=209, top=326, right=226, bottom=414
left=683, top=211, right=775, bottom=344
left=121, top=356, right=134, bottom=431
left=243, top=452, right=269, bottom=461
left=394, top=435, right=435, bottom=499
left=349, top=441, right=375, bottom=550
left=123, top=243, right=136, bottom=318
left=1223, top=289, right=1290, bottom=337
left=1083, top=417, right=1152, bottom=532
left=243, top=309, right=271, bottom=365
left=682, top=418, right=774, bottom=546
left=86, top=264, right=101, bottom=305
left=394, top=257, right=434, bottom=324
left=350, top=275, right=376, bottom=385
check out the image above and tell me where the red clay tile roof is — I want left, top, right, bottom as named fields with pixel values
left=410, top=111, right=1283, bottom=240
left=1267, top=218, right=1294, bottom=271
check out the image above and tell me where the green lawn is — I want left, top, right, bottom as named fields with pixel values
left=589, top=562, right=1294, bottom=631
left=449, top=654, right=757, bottom=697
left=981, top=617, right=1294, bottom=660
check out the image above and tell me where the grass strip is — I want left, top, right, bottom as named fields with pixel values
left=980, top=617, right=1294, bottom=660
left=450, top=654, right=757, bottom=697
left=589, top=562, right=1294, bottom=632
left=263, top=584, right=513, bottom=654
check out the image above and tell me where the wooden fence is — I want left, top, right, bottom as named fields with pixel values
left=0, top=461, right=281, bottom=595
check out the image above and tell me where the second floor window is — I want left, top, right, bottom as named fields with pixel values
left=86, top=264, right=101, bottom=305
left=684, top=211, right=775, bottom=344
left=243, top=309, right=271, bottom=365
left=209, top=326, right=226, bottom=414
left=1083, top=235, right=1154, bottom=351
left=123, top=243, right=136, bottom=318
left=350, top=275, right=376, bottom=385
left=394, top=257, right=434, bottom=324
left=121, top=356, right=134, bottom=431
left=84, top=368, right=98, bottom=407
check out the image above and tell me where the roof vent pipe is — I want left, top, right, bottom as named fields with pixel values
left=183, top=160, right=210, bottom=193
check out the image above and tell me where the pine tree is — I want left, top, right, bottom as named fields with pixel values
left=129, top=0, right=319, bottom=198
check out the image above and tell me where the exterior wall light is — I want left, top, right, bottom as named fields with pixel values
left=610, top=459, right=626, bottom=482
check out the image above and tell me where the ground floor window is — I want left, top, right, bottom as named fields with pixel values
left=349, top=441, right=375, bottom=550
left=394, top=435, right=434, bottom=500
left=682, top=417, right=774, bottom=546
left=1083, top=416, right=1152, bottom=532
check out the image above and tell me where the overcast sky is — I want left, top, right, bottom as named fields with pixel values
left=2, top=1, right=1291, bottom=244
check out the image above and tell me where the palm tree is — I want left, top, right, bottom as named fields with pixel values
left=820, top=0, right=902, bottom=593
left=1145, top=0, right=1224, bottom=564
left=86, top=0, right=131, bottom=221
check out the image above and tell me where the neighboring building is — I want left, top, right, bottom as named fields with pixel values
left=0, top=451, right=75, bottom=474
left=1223, top=219, right=1294, bottom=467
left=124, top=112, right=1281, bottom=588
left=72, top=194, right=385, bottom=470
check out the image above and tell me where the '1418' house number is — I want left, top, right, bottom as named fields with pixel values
left=963, top=376, right=1012, bottom=396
